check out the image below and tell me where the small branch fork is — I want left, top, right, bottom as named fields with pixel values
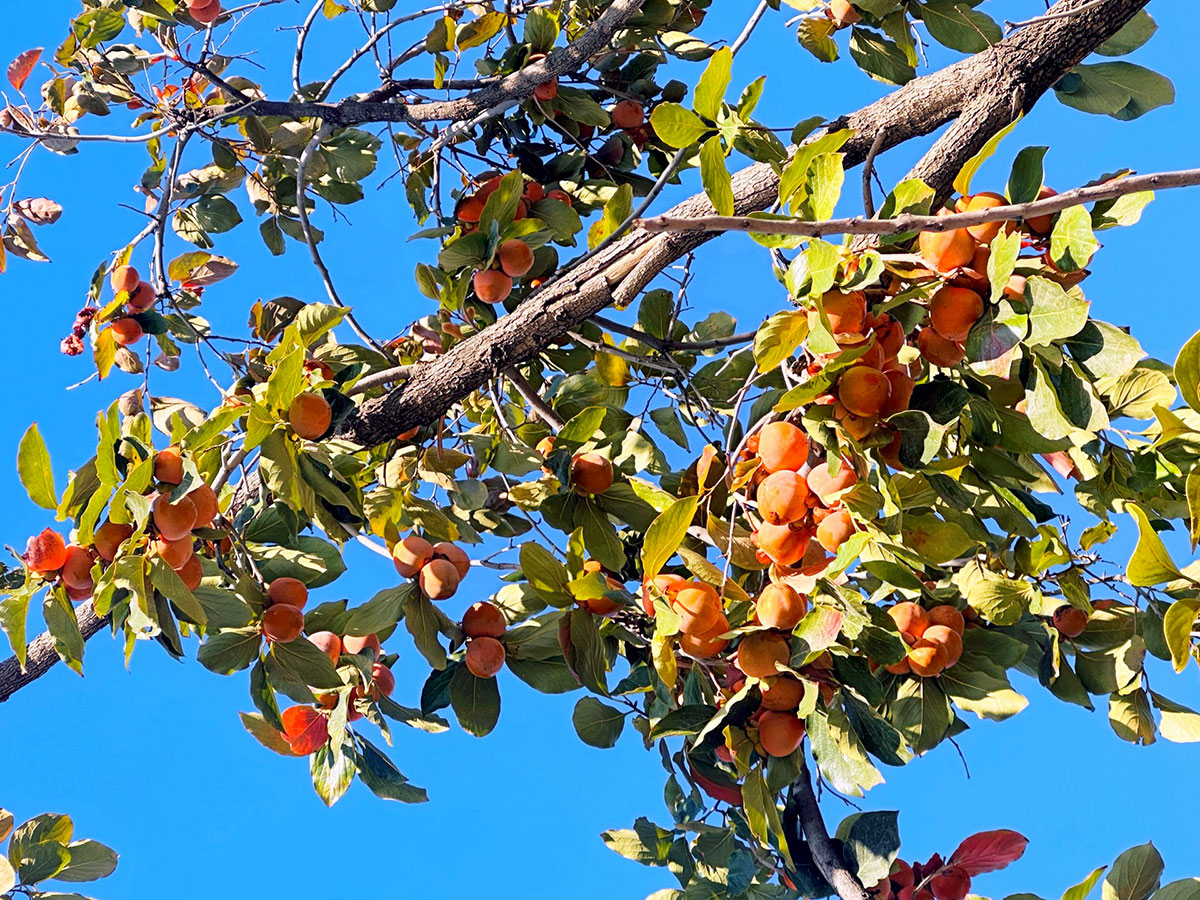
left=637, top=166, right=1200, bottom=239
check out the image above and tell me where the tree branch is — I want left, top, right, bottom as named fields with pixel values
left=787, top=762, right=870, bottom=900
left=636, top=166, right=1196, bottom=238
left=337, top=0, right=1151, bottom=448
left=0, top=600, right=107, bottom=703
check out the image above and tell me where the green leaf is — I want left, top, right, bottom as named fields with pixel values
left=1007, top=146, right=1048, bottom=203
left=1096, top=10, right=1157, bottom=56
left=344, top=586, right=408, bottom=636
left=572, top=696, right=626, bottom=748
left=649, top=704, right=718, bottom=739
left=54, top=839, right=118, bottom=883
left=1173, top=329, right=1200, bottom=414
left=921, top=0, right=1002, bottom=53
left=198, top=629, right=261, bottom=674
left=1150, top=692, right=1200, bottom=743
left=1109, top=690, right=1157, bottom=745
left=1161, top=598, right=1199, bottom=673
left=402, top=589, right=447, bottom=669
left=43, top=593, right=84, bottom=675
left=641, top=496, right=700, bottom=578
left=836, top=811, right=900, bottom=886
left=693, top=46, right=731, bottom=121
left=699, top=136, right=734, bottom=217
left=520, top=541, right=574, bottom=607
left=1056, top=63, right=1174, bottom=121
left=1126, top=504, right=1182, bottom=587
left=587, top=182, right=633, bottom=249
left=149, top=558, right=206, bottom=626
left=953, top=561, right=1036, bottom=626
left=1063, top=867, right=1108, bottom=900
left=310, top=741, right=355, bottom=807
left=355, top=736, right=428, bottom=803
left=1025, top=278, right=1090, bottom=346
left=0, top=589, right=33, bottom=669
left=271, top=633, right=343, bottom=689
left=742, top=766, right=791, bottom=865
left=449, top=664, right=501, bottom=737
left=754, top=310, right=809, bottom=373
left=891, top=676, right=952, bottom=753
left=1049, top=205, right=1099, bottom=273
left=848, top=28, right=915, bottom=85
left=807, top=706, right=882, bottom=796
left=797, top=16, right=840, bottom=62
left=239, top=711, right=296, bottom=756
left=650, top=102, right=711, bottom=149
left=1154, top=882, right=1200, bottom=900
left=17, top=423, right=57, bottom=509
left=1103, top=843, right=1163, bottom=900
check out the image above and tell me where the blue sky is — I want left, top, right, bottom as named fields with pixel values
left=1, top=2, right=1199, bottom=898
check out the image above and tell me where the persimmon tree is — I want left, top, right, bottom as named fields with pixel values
left=3, top=1, right=1200, bottom=898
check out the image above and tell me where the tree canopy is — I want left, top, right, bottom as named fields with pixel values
left=1, top=1, right=1199, bottom=899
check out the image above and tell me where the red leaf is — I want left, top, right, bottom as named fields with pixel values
left=948, top=830, right=1029, bottom=876
left=280, top=706, right=329, bottom=756
left=7, top=48, right=42, bottom=92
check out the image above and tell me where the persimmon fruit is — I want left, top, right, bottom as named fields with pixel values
left=918, top=215, right=975, bottom=272
left=756, top=582, right=808, bottom=630
left=816, top=508, right=856, bottom=553
left=474, top=269, right=513, bottom=303
left=392, top=534, right=434, bottom=578
left=419, top=558, right=460, bottom=600
left=308, top=631, right=342, bottom=664
left=152, top=493, right=198, bottom=541
left=927, top=605, right=965, bottom=635
left=929, top=286, right=984, bottom=342
left=673, top=582, right=723, bottom=635
left=110, top=317, right=144, bottom=346
left=498, top=239, right=534, bottom=278
left=154, top=447, right=184, bottom=485
left=757, top=470, right=810, bottom=526
left=737, top=631, right=790, bottom=678
left=806, top=459, right=858, bottom=505
left=570, top=452, right=614, bottom=494
left=188, top=483, right=219, bottom=528
left=611, top=99, right=645, bottom=129
left=281, top=706, right=328, bottom=755
left=111, top=265, right=139, bottom=294
left=839, top=366, right=892, bottom=417
left=94, top=520, right=134, bottom=561
left=152, top=536, right=194, bottom=570
left=431, top=541, right=471, bottom=579
left=262, top=603, right=304, bottom=643
left=288, top=393, right=332, bottom=440
left=465, top=636, right=506, bottom=677
left=758, top=711, right=806, bottom=757
left=25, top=528, right=68, bottom=575
left=931, top=867, right=972, bottom=900
left=343, top=633, right=381, bottom=656
left=759, top=675, right=804, bottom=712
left=755, top=522, right=810, bottom=567
left=923, top=625, right=963, bottom=667
left=917, top=328, right=966, bottom=368
left=60, top=545, right=95, bottom=591
left=178, top=553, right=203, bottom=591
left=463, top=601, right=507, bottom=638
left=821, top=290, right=866, bottom=335
left=1053, top=605, right=1088, bottom=638
left=757, top=421, right=809, bottom=473
left=267, top=576, right=308, bottom=609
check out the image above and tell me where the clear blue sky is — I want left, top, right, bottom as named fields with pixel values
left=2, top=3, right=1199, bottom=898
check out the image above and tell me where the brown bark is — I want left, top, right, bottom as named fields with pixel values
left=0, top=600, right=106, bottom=703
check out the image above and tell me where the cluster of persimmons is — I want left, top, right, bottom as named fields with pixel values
left=868, top=855, right=974, bottom=900
left=22, top=445, right=219, bottom=600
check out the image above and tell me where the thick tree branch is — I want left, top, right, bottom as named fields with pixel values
left=787, top=762, right=870, bottom=900
left=637, top=166, right=1198, bottom=237
left=337, top=0, right=1150, bottom=448
left=0, top=600, right=106, bottom=703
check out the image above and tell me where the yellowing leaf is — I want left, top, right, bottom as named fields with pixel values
left=1126, top=504, right=1181, bottom=586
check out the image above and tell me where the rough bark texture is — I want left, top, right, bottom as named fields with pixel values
left=0, top=600, right=105, bottom=703
left=339, top=0, right=1151, bottom=448
left=788, top=764, right=870, bottom=900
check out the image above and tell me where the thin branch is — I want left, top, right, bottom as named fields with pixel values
left=346, top=365, right=414, bottom=397
left=1005, top=0, right=1111, bottom=32
left=637, top=166, right=1198, bottom=238
left=861, top=130, right=887, bottom=218
left=505, top=367, right=565, bottom=431
left=731, top=1, right=771, bottom=56
left=788, top=762, right=870, bottom=900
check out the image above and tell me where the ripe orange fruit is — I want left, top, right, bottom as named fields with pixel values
left=110, top=317, right=144, bottom=346
left=806, top=459, right=858, bottom=505
left=758, top=710, right=806, bottom=757
left=370, top=662, right=395, bottom=697
left=917, top=328, right=965, bottom=368
left=923, top=624, right=963, bottom=667
left=673, top=582, right=723, bottom=635
left=927, top=605, right=965, bottom=635
left=962, top=192, right=1010, bottom=243
left=929, top=286, right=984, bottom=342
left=1025, top=186, right=1058, bottom=235
left=498, top=239, right=534, bottom=278
left=757, top=470, right=809, bottom=525
left=473, top=269, right=513, bottom=303
left=25, top=528, right=68, bottom=575
left=918, top=212, right=976, bottom=272
left=60, top=545, right=95, bottom=591
left=463, top=601, right=507, bottom=638
left=126, top=282, right=156, bottom=312
left=392, top=534, right=434, bottom=578
left=465, top=636, right=506, bottom=677
left=308, top=631, right=342, bottom=664
left=930, top=866, right=972, bottom=900
left=178, top=553, right=203, bottom=591
left=431, top=541, right=470, bottom=579
left=281, top=706, right=328, bottom=755
left=188, top=483, right=219, bottom=528
left=419, top=558, right=460, bottom=600
left=759, top=675, right=804, bottom=711
left=755, top=522, right=810, bottom=567
left=908, top=639, right=948, bottom=677
left=93, top=520, right=134, bottom=562
left=111, top=265, right=140, bottom=294
left=888, top=602, right=930, bottom=638
left=152, top=536, right=194, bottom=570
left=737, top=631, right=790, bottom=678
left=821, top=290, right=867, bottom=335
left=570, top=452, right=614, bottom=494
left=262, top=603, right=304, bottom=643
left=679, top=616, right=729, bottom=658
left=838, top=366, right=892, bottom=417
left=343, top=633, right=381, bottom=657
left=267, top=576, right=308, bottom=609
left=288, top=393, right=332, bottom=440
left=611, top=99, right=645, bottom=129
left=816, top=508, right=856, bottom=553
left=1053, top=605, right=1088, bottom=638
left=756, top=583, right=808, bottom=630
left=152, top=493, right=198, bottom=541
left=154, top=447, right=185, bottom=485
left=829, top=0, right=861, bottom=27
left=757, top=421, right=809, bottom=473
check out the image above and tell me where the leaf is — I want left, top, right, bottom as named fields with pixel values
left=310, top=741, right=355, bottom=807
left=1063, top=867, right=1108, bottom=900
left=1126, top=504, right=1181, bottom=587
left=355, top=736, right=428, bottom=803
left=1097, top=10, right=1157, bottom=56
left=17, top=423, right=57, bottom=509
left=402, top=589, right=447, bottom=669
left=641, top=496, right=700, bottom=578
left=742, top=766, right=791, bottom=865
left=848, top=28, right=915, bottom=85
left=1154, top=882, right=1200, bottom=900
left=699, top=136, right=734, bottom=217
left=754, top=310, right=809, bottom=373
left=239, top=711, right=296, bottom=756
left=54, top=839, right=118, bottom=882
left=836, top=811, right=901, bottom=886
left=650, top=102, right=710, bottom=149
left=1109, top=690, right=1157, bottom=745
left=7, top=48, right=42, bottom=91
left=572, top=696, right=625, bottom=748
left=949, top=829, right=1029, bottom=876
left=921, top=1, right=1001, bottom=53
left=693, top=46, right=731, bottom=121
left=449, top=664, right=501, bottom=737
left=1150, top=692, right=1200, bottom=743
left=649, top=704, right=718, bottom=739
left=1173, top=329, right=1200, bottom=414
left=954, top=117, right=1021, bottom=197
left=1056, top=63, right=1174, bottom=121
left=0, top=856, right=12, bottom=894
left=1049, top=206, right=1099, bottom=273
left=1103, top=843, right=1164, bottom=900
left=1162, top=598, right=1200, bottom=673
left=520, top=541, right=573, bottom=607
left=1007, top=146, right=1048, bottom=203
left=43, top=593, right=84, bottom=675
left=1025, top=278, right=1090, bottom=346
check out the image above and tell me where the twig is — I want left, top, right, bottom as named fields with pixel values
left=861, top=130, right=887, bottom=218
left=505, top=367, right=565, bottom=431
left=1005, top=0, right=1112, bottom=32
left=638, top=166, right=1200, bottom=238
left=731, top=1, right=771, bottom=55
left=346, top=365, right=414, bottom=397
